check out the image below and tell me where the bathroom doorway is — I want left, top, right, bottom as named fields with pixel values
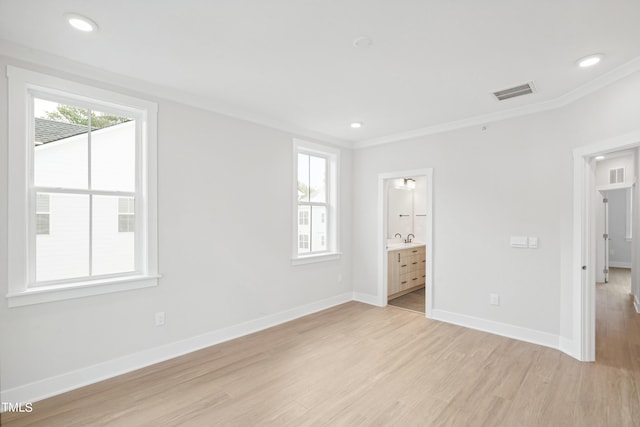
left=377, top=168, right=433, bottom=317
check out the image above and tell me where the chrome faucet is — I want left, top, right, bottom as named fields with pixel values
left=406, top=234, right=415, bottom=243
left=394, top=233, right=402, bottom=239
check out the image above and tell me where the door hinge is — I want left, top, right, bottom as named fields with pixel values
left=603, top=268, right=609, bottom=274
left=603, top=233, right=609, bottom=239
left=582, top=265, right=587, bottom=270
left=603, top=198, right=608, bottom=203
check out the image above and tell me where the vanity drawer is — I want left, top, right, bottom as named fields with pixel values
left=399, top=272, right=414, bottom=288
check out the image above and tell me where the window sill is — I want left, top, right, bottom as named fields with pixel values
left=291, top=252, right=342, bottom=266
left=6, top=274, right=161, bottom=308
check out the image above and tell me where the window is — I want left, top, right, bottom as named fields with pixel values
left=118, top=197, right=135, bottom=233
left=292, top=139, right=340, bottom=264
left=36, top=194, right=50, bottom=235
left=7, top=66, right=159, bottom=307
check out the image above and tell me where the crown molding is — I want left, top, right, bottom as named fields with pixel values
left=354, top=56, right=640, bottom=149
left=0, top=39, right=353, bottom=149
left=3, top=38, right=639, bottom=152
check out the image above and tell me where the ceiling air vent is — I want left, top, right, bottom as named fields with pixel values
left=492, top=82, right=535, bottom=101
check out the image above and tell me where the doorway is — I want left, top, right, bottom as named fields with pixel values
left=573, top=137, right=640, bottom=362
left=377, top=168, right=433, bottom=317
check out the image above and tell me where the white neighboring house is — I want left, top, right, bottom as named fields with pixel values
left=297, top=205, right=327, bottom=252
left=34, top=119, right=136, bottom=283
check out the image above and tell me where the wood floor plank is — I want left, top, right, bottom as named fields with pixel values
left=3, top=268, right=639, bottom=426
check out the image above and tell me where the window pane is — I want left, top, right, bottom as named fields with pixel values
left=34, top=98, right=88, bottom=189
left=36, top=214, right=50, bottom=235
left=91, top=112, right=135, bottom=192
left=298, top=153, right=310, bottom=202
left=93, top=196, right=135, bottom=276
left=35, top=194, right=89, bottom=282
left=309, top=155, right=326, bottom=203
left=311, top=205, right=327, bottom=252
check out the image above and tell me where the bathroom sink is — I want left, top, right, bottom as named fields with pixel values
left=386, top=241, right=425, bottom=251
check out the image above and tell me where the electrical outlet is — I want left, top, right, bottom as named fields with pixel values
left=155, top=311, right=165, bottom=326
left=490, top=294, right=500, bottom=306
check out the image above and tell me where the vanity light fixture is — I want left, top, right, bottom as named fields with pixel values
left=577, top=54, right=603, bottom=68
left=350, top=122, right=363, bottom=129
left=65, top=13, right=98, bottom=32
left=394, top=178, right=416, bottom=190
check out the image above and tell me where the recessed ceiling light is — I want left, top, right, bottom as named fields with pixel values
left=353, top=36, right=373, bottom=49
left=595, top=155, right=605, bottom=160
left=350, top=122, right=363, bottom=129
left=577, top=54, right=603, bottom=68
left=65, top=13, right=98, bottom=32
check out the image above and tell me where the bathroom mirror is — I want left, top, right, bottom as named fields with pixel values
left=387, top=176, right=427, bottom=241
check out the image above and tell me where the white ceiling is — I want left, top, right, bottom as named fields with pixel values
left=1, top=0, right=640, bottom=145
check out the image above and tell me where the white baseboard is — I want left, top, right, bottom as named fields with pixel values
left=431, top=309, right=560, bottom=350
left=352, top=292, right=382, bottom=306
left=1, top=292, right=353, bottom=406
left=609, top=261, right=632, bottom=268
left=558, top=337, right=579, bottom=360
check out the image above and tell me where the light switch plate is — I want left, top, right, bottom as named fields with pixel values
left=510, top=236, right=528, bottom=248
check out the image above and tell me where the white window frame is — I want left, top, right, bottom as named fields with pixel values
left=291, top=139, right=340, bottom=265
left=7, top=66, right=159, bottom=307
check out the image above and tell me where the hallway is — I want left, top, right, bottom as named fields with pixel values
left=596, top=267, right=639, bottom=368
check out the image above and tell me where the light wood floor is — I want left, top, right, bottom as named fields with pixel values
left=388, top=287, right=425, bottom=314
left=3, top=269, right=639, bottom=426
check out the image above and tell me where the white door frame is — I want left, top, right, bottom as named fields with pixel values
left=377, top=168, right=434, bottom=317
left=571, top=131, right=640, bottom=361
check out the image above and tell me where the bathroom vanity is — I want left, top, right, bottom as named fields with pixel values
left=387, top=244, right=426, bottom=301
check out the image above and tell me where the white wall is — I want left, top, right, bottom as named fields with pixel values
left=0, top=55, right=352, bottom=399
left=352, top=70, right=640, bottom=343
left=606, top=189, right=632, bottom=268
left=413, top=176, right=427, bottom=242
